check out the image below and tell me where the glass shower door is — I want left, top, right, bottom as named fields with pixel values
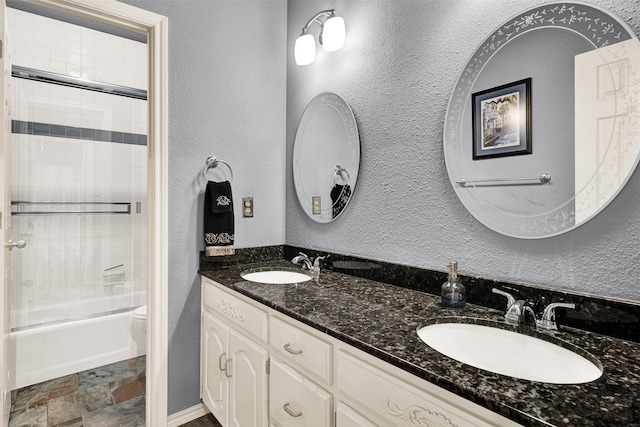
left=7, top=6, right=148, bottom=389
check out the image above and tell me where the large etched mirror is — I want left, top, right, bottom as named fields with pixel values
left=443, top=2, right=640, bottom=238
left=293, top=92, right=360, bottom=223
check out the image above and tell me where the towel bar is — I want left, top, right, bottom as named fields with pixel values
left=456, top=173, right=551, bottom=188
left=11, top=201, right=132, bottom=215
left=203, top=155, right=233, bottom=182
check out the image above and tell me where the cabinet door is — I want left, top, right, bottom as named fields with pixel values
left=202, top=311, right=230, bottom=425
left=270, top=357, right=332, bottom=427
left=228, top=328, right=269, bottom=427
left=336, top=402, right=378, bottom=427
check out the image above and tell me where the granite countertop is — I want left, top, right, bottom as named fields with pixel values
left=201, top=261, right=640, bottom=427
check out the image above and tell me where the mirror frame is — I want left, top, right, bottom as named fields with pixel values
left=443, top=1, right=640, bottom=239
left=293, top=92, right=360, bottom=223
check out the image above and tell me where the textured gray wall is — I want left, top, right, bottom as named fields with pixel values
left=117, top=0, right=640, bottom=417
left=286, top=0, right=640, bottom=302
left=120, top=0, right=287, bottom=415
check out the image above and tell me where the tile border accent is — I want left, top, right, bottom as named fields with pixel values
left=11, top=120, right=147, bottom=146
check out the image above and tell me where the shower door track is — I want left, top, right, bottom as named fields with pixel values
left=12, top=65, right=148, bottom=100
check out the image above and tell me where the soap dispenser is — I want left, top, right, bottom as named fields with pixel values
left=441, top=261, right=465, bottom=308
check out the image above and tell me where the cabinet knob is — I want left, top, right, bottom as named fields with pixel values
left=284, top=343, right=303, bottom=355
left=283, top=402, right=302, bottom=418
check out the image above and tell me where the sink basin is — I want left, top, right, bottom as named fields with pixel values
left=241, top=270, right=312, bottom=284
left=417, top=322, right=602, bottom=384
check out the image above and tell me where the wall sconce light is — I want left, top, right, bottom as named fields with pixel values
left=294, top=9, right=345, bottom=66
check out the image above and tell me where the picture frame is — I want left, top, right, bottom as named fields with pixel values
left=471, top=78, right=532, bottom=160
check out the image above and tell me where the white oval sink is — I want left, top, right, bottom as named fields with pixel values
left=417, top=322, right=602, bottom=384
left=241, top=270, right=312, bottom=284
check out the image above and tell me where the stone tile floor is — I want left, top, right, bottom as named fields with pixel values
left=9, top=356, right=145, bottom=427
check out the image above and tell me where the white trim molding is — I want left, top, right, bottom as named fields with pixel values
left=17, top=1, right=169, bottom=426
left=167, top=403, right=211, bottom=427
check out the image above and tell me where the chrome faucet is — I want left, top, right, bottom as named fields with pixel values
left=539, top=302, right=577, bottom=330
left=492, top=288, right=576, bottom=330
left=291, top=252, right=329, bottom=279
left=291, top=252, right=313, bottom=270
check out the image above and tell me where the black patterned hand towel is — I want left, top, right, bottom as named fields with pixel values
left=204, top=180, right=235, bottom=256
left=331, top=183, right=352, bottom=218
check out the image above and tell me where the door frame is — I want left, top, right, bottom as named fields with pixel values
left=11, top=0, right=169, bottom=424
left=1, top=1, right=11, bottom=424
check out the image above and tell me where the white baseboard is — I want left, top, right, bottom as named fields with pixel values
left=167, top=403, right=210, bottom=427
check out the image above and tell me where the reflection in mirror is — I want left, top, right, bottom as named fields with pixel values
left=443, top=2, right=640, bottom=239
left=293, top=92, right=360, bottom=223
left=575, top=38, right=640, bottom=223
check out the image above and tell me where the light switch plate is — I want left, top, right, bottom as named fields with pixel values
left=312, top=196, right=321, bottom=215
left=242, top=197, right=254, bottom=217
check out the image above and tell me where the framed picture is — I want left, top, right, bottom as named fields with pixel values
left=471, top=78, right=532, bottom=160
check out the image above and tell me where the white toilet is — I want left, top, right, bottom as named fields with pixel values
left=133, top=304, right=147, bottom=321
left=132, top=305, right=147, bottom=353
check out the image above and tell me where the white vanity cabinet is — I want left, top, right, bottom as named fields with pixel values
left=269, top=357, right=333, bottom=426
left=270, top=315, right=333, bottom=384
left=201, top=276, right=522, bottom=427
left=335, top=349, right=521, bottom=427
left=335, top=402, right=378, bottom=427
left=201, top=278, right=269, bottom=427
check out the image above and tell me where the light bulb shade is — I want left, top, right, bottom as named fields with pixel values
left=295, top=33, right=316, bottom=65
left=322, top=16, right=345, bottom=52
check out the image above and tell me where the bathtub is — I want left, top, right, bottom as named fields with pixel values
left=10, top=305, right=146, bottom=390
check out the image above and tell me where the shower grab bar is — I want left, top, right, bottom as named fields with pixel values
left=11, top=201, right=132, bottom=215
left=12, top=65, right=148, bottom=101
left=456, top=173, right=551, bottom=188
left=203, top=155, right=233, bottom=182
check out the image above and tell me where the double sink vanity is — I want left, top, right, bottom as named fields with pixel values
left=199, top=251, right=640, bottom=427
left=198, top=2, right=640, bottom=425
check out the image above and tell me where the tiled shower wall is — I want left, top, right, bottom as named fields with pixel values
left=8, top=8, right=148, bottom=328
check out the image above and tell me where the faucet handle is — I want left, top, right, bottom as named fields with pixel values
left=538, top=302, right=577, bottom=330
left=492, top=288, right=516, bottom=309
left=313, top=254, right=329, bottom=268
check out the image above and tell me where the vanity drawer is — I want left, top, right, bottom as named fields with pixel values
left=202, top=277, right=268, bottom=344
left=270, top=357, right=332, bottom=427
left=337, top=349, right=520, bottom=427
left=270, top=315, right=333, bottom=384
left=336, top=402, right=378, bottom=427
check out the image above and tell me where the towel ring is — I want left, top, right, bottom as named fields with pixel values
left=203, top=156, right=233, bottom=183
left=332, top=165, right=350, bottom=187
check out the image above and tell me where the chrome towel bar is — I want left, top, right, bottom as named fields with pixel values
left=11, top=201, right=132, bottom=215
left=456, top=173, right=551, bottom=188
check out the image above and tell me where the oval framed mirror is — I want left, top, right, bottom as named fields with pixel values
left=443, top=2, right=640, bottom=239
left=293, top=92, right=360, bottom=223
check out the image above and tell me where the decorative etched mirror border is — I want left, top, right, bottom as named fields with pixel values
left=293, top=92, right=360, bottom=223
left=443, top=2, right=640, bottom=238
